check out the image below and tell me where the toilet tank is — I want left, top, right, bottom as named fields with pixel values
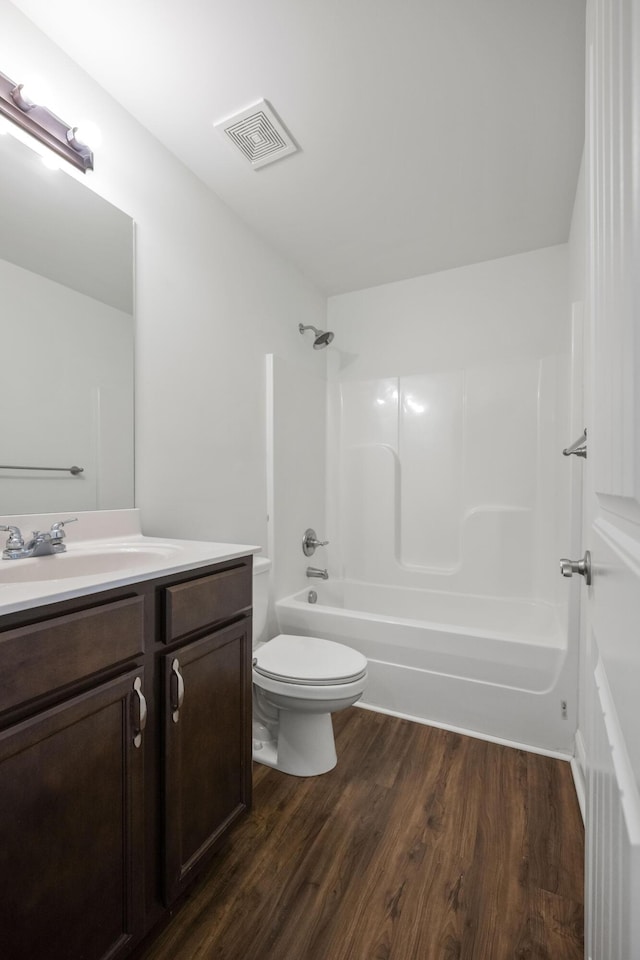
left=252, top=557, right=272, bottom=645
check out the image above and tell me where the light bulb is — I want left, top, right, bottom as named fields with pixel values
left=19, top=75, right=55, bottom=108
left=71, top=120, right=102, bottom=149
left=41, top=151, right=61, bottom=170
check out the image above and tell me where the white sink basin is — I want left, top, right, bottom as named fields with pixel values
left=0, top=509, right=258, bottom=617
left=0, top=543, right=182, bottom=583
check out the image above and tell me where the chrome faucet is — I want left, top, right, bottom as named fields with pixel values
left=1, top=518, right=77, bottom=559
left=306, top=566, right=328, bottom=580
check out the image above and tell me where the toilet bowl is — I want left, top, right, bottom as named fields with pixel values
left=252, top=558, right=367, bottom=776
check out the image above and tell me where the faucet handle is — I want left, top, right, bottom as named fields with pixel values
left=302, top=528, right=330, bottom=557
left=50, top=518, right=78, bottom=539
left=50, top=518, right=78, bottom=530
left=0, top=524, right=24, bottom=546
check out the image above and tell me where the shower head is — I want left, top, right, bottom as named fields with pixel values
left=298, top=323, right=335, bottom=349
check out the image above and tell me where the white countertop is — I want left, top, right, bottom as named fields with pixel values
left=0, top=509, right=261, bottom=616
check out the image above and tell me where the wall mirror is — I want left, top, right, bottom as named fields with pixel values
left=0, top=131, right=134, bottom=516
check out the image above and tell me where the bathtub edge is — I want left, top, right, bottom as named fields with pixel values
left=354, top=701, right=574, bottom=762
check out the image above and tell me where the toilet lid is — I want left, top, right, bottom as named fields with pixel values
left=253, top=634, right=367, bottom=686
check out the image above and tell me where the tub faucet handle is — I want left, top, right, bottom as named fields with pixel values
left=302, top=528, right=329, bottom=557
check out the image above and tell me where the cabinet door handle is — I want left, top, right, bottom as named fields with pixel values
left=132, top=676, right=147, bottom=749
left=171, top=658, right=185, bottom=724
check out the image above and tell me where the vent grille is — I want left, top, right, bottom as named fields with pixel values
left=214, top=100, right=298, bottom=169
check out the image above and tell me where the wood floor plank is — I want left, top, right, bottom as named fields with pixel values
left=139, top=708, right=584, bottom=960
left=320, top=724, right=462, bottom=960
left=457, top=742, right=530, bottom=958
left=527, top=752, right=585, bottom=902
left=378, top=733, right=482, bottom=960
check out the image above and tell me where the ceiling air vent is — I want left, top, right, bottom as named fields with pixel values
left=214, top=99, right=299, bottom=169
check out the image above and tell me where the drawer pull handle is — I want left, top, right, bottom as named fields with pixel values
left=171, top=658, right=185, bottom=724
left=132, top=676, right=147, bottom=749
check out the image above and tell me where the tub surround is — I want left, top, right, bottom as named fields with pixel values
left=332, top=355, right=569, bottom=607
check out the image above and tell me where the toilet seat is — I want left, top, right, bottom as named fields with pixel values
left=253, top=634, right=367, bottom=686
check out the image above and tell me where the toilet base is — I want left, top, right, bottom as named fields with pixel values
left=253, top=710, right=337, bottom=777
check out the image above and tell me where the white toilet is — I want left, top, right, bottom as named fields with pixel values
left=252, top=557, right=367, bottom=776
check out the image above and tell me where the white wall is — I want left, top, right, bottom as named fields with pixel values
left=0, top=1, right=327, bottom=550
left=267, top=355, right=327, bottom=600
left=328, top=245, right=571, bottom=378
left=569, top=155, right=587, bottom=303
left=327, top=245, right=572, bottom=606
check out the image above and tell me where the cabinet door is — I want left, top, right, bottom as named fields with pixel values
left=0, top=669, right=147, bottom=960
left=162, top=620, right=251, bottom=903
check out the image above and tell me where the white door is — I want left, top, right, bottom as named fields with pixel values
left=583, top=1, right=640, bottom=956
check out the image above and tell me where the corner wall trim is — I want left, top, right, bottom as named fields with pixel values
left=571, top=731, right=586, bottom=826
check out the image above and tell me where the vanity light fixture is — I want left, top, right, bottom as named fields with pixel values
left=0, top=67, right=94, bottom=172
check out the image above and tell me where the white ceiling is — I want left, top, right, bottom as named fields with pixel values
left=10, top=0, right=585, bottom=295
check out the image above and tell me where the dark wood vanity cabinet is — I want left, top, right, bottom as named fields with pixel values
left=161, top=561, right=253, bottom=904
left=0, top=669, right=146, bottom=960
left=0, top=556, right=253, bottom=960
left=162, top=619, right=252, bottom=903
left=0, top=596, right=147, bottom=960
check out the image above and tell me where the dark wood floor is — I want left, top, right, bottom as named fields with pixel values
left=142, top=708, right=584, bottom=960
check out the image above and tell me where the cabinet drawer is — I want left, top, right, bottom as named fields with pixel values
left=0, top=596, right=145, bottom=715
left=164, top=561, right=251, bottom=642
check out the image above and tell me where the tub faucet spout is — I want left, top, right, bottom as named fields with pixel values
left=306, top=566, right=328, bottom=580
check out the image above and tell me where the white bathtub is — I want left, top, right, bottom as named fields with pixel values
left=276, top=580, right=575, bottom=755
